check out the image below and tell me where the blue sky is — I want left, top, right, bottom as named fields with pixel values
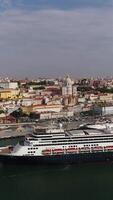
left=0, top=0, right=113, bottom=78
left=0, top=0, right=113, bottom=10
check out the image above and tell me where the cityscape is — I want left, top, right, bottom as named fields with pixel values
left=0, top=0, right=113, bottom=199
left=0, top=75, right=113, bottom=140
left=0, top=75, right=113, bottom=126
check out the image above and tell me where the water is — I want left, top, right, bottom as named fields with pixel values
left=0, top=139, right=113, bottom=200
left=0, top=137, right=22, bottom=147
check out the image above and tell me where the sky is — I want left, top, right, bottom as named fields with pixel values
left=0, top=0, right=113, bottom=78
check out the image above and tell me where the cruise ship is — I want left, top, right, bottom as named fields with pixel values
left=1, top=124, right=113, bottom=164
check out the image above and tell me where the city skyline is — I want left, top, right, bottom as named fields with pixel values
left=0, top=0, right=113, bottom=78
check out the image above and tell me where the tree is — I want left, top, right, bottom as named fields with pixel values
left=10, top=108, right=28, bottom=118
left=0, top=110, right=4, bottom=114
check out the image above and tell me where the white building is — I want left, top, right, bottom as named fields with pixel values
left=102, top=106, right=113, bottom=115
left=9, top=82, right=18, bottom=89
left=0, top=82, right=18, bottom=89
left=62, top=75, right=77, bottom=96
left=72, top=85, right=78, bottom=96
left=38, top=111, right=74, bottom=120
left=21, top=99, right=33, bottom=106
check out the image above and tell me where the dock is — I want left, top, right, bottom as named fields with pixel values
left=0, top=129, right=27, bottom=140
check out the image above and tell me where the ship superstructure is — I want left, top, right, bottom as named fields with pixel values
left=1, top=124, right=113, bottom=164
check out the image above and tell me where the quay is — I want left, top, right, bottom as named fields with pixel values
left=0, top=129, right=28, bottom=140
left=0, top=115, right=111, bottom=140
left=0, top=122, right=36, bottom=127
left=0, top=122, right=36, bottom=140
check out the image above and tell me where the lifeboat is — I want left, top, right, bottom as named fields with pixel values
left=79, top=147, right=90, bottom=153
left=91, top=146, right=103, bottom=152
left=66, top=148, right=78, bottom=153
left=52, top=149, right=64, bottom=154
left=104, top=146, right=113, bottom=151
left=42, top=149, right=51, bottom=155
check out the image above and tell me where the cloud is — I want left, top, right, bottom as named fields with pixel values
left=0, top=6, right=113, bottom=78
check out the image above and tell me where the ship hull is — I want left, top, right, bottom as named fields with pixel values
left=0, top=152, right=113, bottom=165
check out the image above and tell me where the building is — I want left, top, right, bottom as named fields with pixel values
left=0, top=89, right=20, bottom=100
left=62, top=75, right=72, bottom=96
left=102, top=106, right=113, bottom=115
left=0, top=90, right=11, bottom=99
left=22, top=104, right=63, bottom=114
left=0, top=81, right=18, bottom=89
left=21, top=98, right=33, bottom=106
left=99, top=93, right=113, bottom=103
left=63, top=96, right=77, bottom=106
left=62, top=75, right=77, bottom=96
left=0, top=114, right=16, bottom=124
left=36, top=111, right=74, bottom=120
left=32, top=104, right=63, bottom=113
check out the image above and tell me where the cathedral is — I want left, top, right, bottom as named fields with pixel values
left=62, top=75, right=77, bottom=96
left=62, top=75, right=78, bottom=106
